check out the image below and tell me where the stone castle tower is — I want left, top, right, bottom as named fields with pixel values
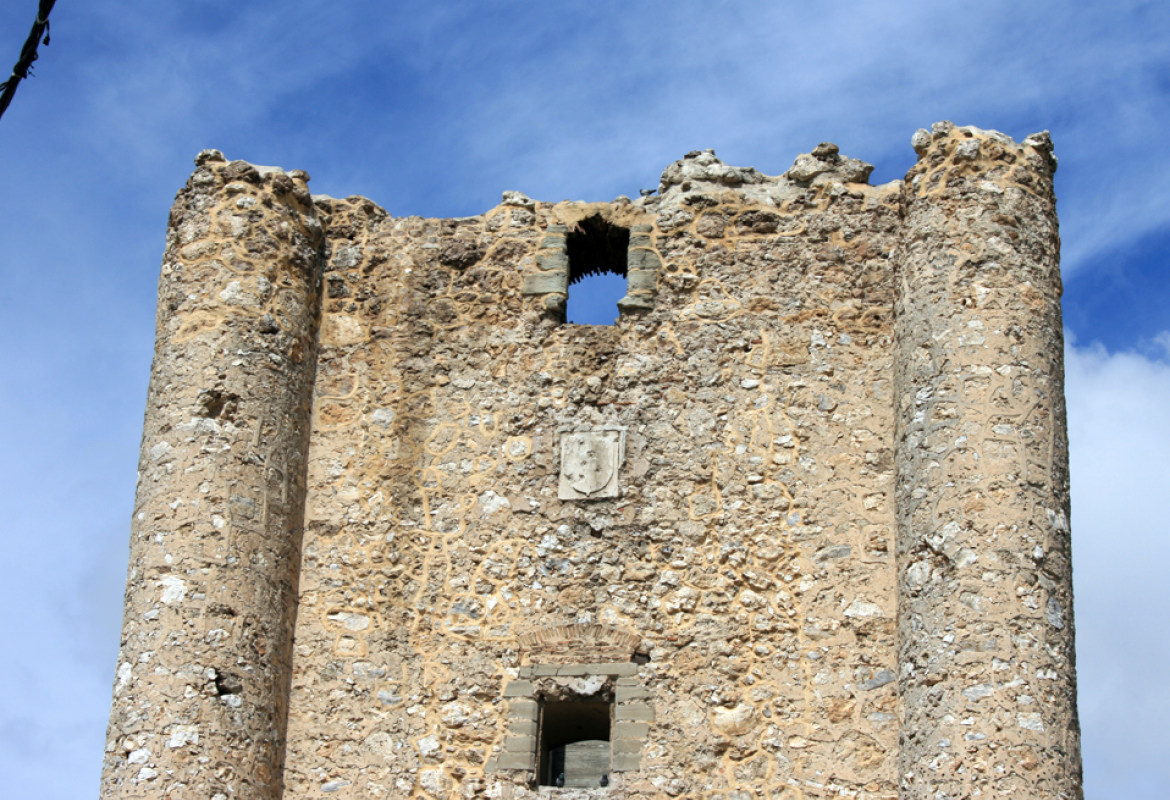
left=101, top=122, right=1081, bottom=799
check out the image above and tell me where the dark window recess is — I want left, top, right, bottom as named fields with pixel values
left=539, top=700, right=612, bottom=788
left=565, top=215, right=629, bottom=325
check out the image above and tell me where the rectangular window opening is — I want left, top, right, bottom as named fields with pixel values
left=538, top=699, right=612, bottom=788
left=564, top=215, right=629, bottom=326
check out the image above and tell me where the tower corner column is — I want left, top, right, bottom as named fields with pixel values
left=892, top=123, right=1081, bottom=799
left=101, top=151, right=326, bottom=799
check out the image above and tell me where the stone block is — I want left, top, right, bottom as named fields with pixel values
left=503, top=681, right=535, bottom=698
left=507, top=719, right=538, bottom=737
left=496, top=752, right=536, bottom=771
left=556, top=662, right=638, bottom=677
left=522, top=271, right=568, bottom=295
left=531, top=664, right=559, bottom=676
left=616, top=703, right=655, bottom=721
left=630, top=224, right=653, bottom=233
left=617, top=293, right=654, bottom=311
left=627, top=248, right=661, bottom=271
left=507, top=699, right=539, bottom=720
left=629, top=234, right=652, bottom=248
left=626, top=269, right=658, bottom=292
left=613, top=722, right=650, bottom=739
left=539, top=235, right=566, bottom=250
left=546, top=224, right=568, bottom=234
left=612, top=753, right=641, bottom=772
left=504, top=735, right=535, bottom=752
left=611, top=739, right=643, bottom=756
left=615, top=684, right=650, bottom=702
left=536, top=251, right=569, bottom=271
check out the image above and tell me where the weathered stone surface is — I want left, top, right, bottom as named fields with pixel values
left=103, top=124, right=1081, bottom=800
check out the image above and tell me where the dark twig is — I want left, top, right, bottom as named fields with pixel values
left=0, top=0, right=58, bottom=122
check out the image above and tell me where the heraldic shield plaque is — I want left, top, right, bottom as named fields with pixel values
left=557, top=428, right=626, bottom=500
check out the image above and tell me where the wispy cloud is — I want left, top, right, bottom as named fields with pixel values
left=1066, top=336, right=1170, bottom=795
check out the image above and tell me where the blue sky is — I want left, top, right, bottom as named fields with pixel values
left=1, top=1, right=1167, bottom=797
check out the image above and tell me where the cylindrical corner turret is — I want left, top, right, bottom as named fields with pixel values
left=100, top=151, right=326, bottom=799
left=893, top=123, right=1081, bottom=798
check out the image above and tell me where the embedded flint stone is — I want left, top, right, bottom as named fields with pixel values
left=1024, top=130, right=1058, bottom=172
left=501, top=190, right=534, bottom=209
left=911, top=128, right=932, bottom=156
left=954, top=139, right=981, bottom=162
left=785, top=146, right=874, bottom=184
left=195, top=148, right=226, bottom=166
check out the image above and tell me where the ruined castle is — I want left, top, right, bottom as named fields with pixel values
left=101, top=122, right=1082, bottom=799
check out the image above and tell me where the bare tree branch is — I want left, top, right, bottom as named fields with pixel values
left=0, top=0, right=58, bottom=122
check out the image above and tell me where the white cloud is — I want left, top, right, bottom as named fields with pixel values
left=1066, top=336, right=1170, bottom=796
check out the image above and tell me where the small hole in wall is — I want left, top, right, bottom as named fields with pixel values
left=197, top=389, right=238, bottom=420
left=565, top=215, right=629, bottom=325
left=214, top=670, right=243, bottom=696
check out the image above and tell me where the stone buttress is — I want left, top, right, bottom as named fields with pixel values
left=100, top=152, right=326, bottom=799
left=102, top=124, right=1082, bottom=800
left=893, top=124, right=1081, bottom=798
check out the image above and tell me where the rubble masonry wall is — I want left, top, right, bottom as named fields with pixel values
left=101, top=124, right=1081, bottom=800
